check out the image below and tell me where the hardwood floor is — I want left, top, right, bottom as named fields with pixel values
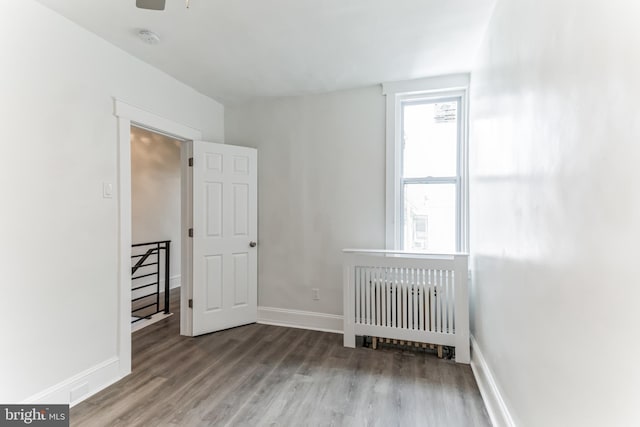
left=71, top=290, right=490, bottom=426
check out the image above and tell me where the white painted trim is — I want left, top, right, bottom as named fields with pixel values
left=382, top=73, right=470, bottom=96
left=343, top=248, right=468, bottom=256
left=385, top=90, right=401, bottom=250
left=115, top=99, right=203, bottom=380
left=131, top=312, right=174, bottom=333
left=22, top=357, right=121, bottom=407
left=470, top=335, right=516, bottom=427
left=461, top=86, right=471, bottom=253
left=117, top=115, right=132, bottom=379
left=180, top=141, right=194, bottom=337
left=258, top=307, right=343, bottom=334
left=383, top=74, right=470, bottom=252
left=114, top=99, right=202, bottom=141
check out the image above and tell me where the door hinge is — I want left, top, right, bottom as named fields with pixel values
left=188, top=299, right=193, bottom=309
left=188, top=157, right=194, bottom=167
left=188, top=228, right=193, bottom=238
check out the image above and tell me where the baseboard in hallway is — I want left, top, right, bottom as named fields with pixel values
left=131, top=312, right=174, bottom=333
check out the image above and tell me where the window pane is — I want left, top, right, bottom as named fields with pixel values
left=403, top=183, right=456, bottom=253
left=402, top=101, right=458, bottom=178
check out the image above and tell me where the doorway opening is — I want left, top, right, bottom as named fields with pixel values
left=130, top=126, right=184, bottom=332
left=115, top=100, right=257, bottom=379
left=115, top=99, right=204, bottom=378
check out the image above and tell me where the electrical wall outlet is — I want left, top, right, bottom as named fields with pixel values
left=312, top=288, right=320, bottom=300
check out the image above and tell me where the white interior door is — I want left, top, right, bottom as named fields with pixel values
left=188, top=141, right=257, bottom=336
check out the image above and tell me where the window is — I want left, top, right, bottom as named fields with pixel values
left=384, top=75, right=469, bottom=253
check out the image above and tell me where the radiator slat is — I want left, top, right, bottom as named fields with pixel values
left=402, top=268, right=408, bottom=330
left=452, top=271, right=456, bottom=333
left=447, top=270, right=453, bottom=333
left=418, top=269, right=424, bottom=331
left=445, top=271, right=450, bottom=333
left=376, top=267, right=381, bottom=326
left=411, top=269, right=420, bottom=329
left=355, top=267, right=360, bottom=324
left=407, top=269, right=413, bottom=330
left=365, top=268, right=370, bottom=325
left=437, top=270, right=442, bottom=333
left=441, top=270, right=446, bottom=333
left=390, top=268, right=395, bottom=328
left=430, top=270, right=435, bottom=332
left=420, top=270, right=428, bottom=331
left=399, top=268, right=402, bottom=329
left=442, top=270, right=447, bottom=333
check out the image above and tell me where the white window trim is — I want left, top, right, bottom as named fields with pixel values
left=382, top=74, right=470, bottom=253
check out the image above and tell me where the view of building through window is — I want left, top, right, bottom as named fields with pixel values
left=401, top=100, right=459, bottom=252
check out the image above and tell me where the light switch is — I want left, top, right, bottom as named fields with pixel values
left=103, top=182, right=113, bottom=198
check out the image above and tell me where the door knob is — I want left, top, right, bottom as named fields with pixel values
left=249, top=241, right=257, bottom=248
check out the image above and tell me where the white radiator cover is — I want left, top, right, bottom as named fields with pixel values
left=343, top=250, right=470, bottom=363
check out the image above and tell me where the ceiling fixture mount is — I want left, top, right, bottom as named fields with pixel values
left=136, top=0, right=191, bottom=11
left=136, top=0, right=165, bottom=11
left=138, top=29, right=161, bottom=45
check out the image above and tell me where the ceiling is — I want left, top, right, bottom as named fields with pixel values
left=35, top=0, right=496, bottom=103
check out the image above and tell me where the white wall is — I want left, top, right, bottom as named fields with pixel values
left=470, top=0, right=640, bottom=425
left=131, top=127, right=182, bottom=289
left=0, top=0, right=223, bottom=403
left=225, top=86, right=385, bottom=316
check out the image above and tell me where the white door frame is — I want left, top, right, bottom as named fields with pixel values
left=114, top=99, right=203, bottom=378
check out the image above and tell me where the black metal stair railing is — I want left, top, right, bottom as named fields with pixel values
left=131, top=240, right=171, bottom=323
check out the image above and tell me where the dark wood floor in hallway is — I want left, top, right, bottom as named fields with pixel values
left=71, top=291, right=490, bottom=426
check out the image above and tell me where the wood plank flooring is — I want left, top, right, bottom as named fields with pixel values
left=71, top=290, right=490, bottom=426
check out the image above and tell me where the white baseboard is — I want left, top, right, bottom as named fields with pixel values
left=165, top=275, right=181, bottom=290
left=470, top=335, right=516, bottom=427
left=258, top=306, right=343, bottom=334
left=159, top=279, right=180, bottom=294
left=132, top=312, right=173, bottom=333
left=22, top=357, right=122, bottom=407
left=157, top=274, right=181, bottom=291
